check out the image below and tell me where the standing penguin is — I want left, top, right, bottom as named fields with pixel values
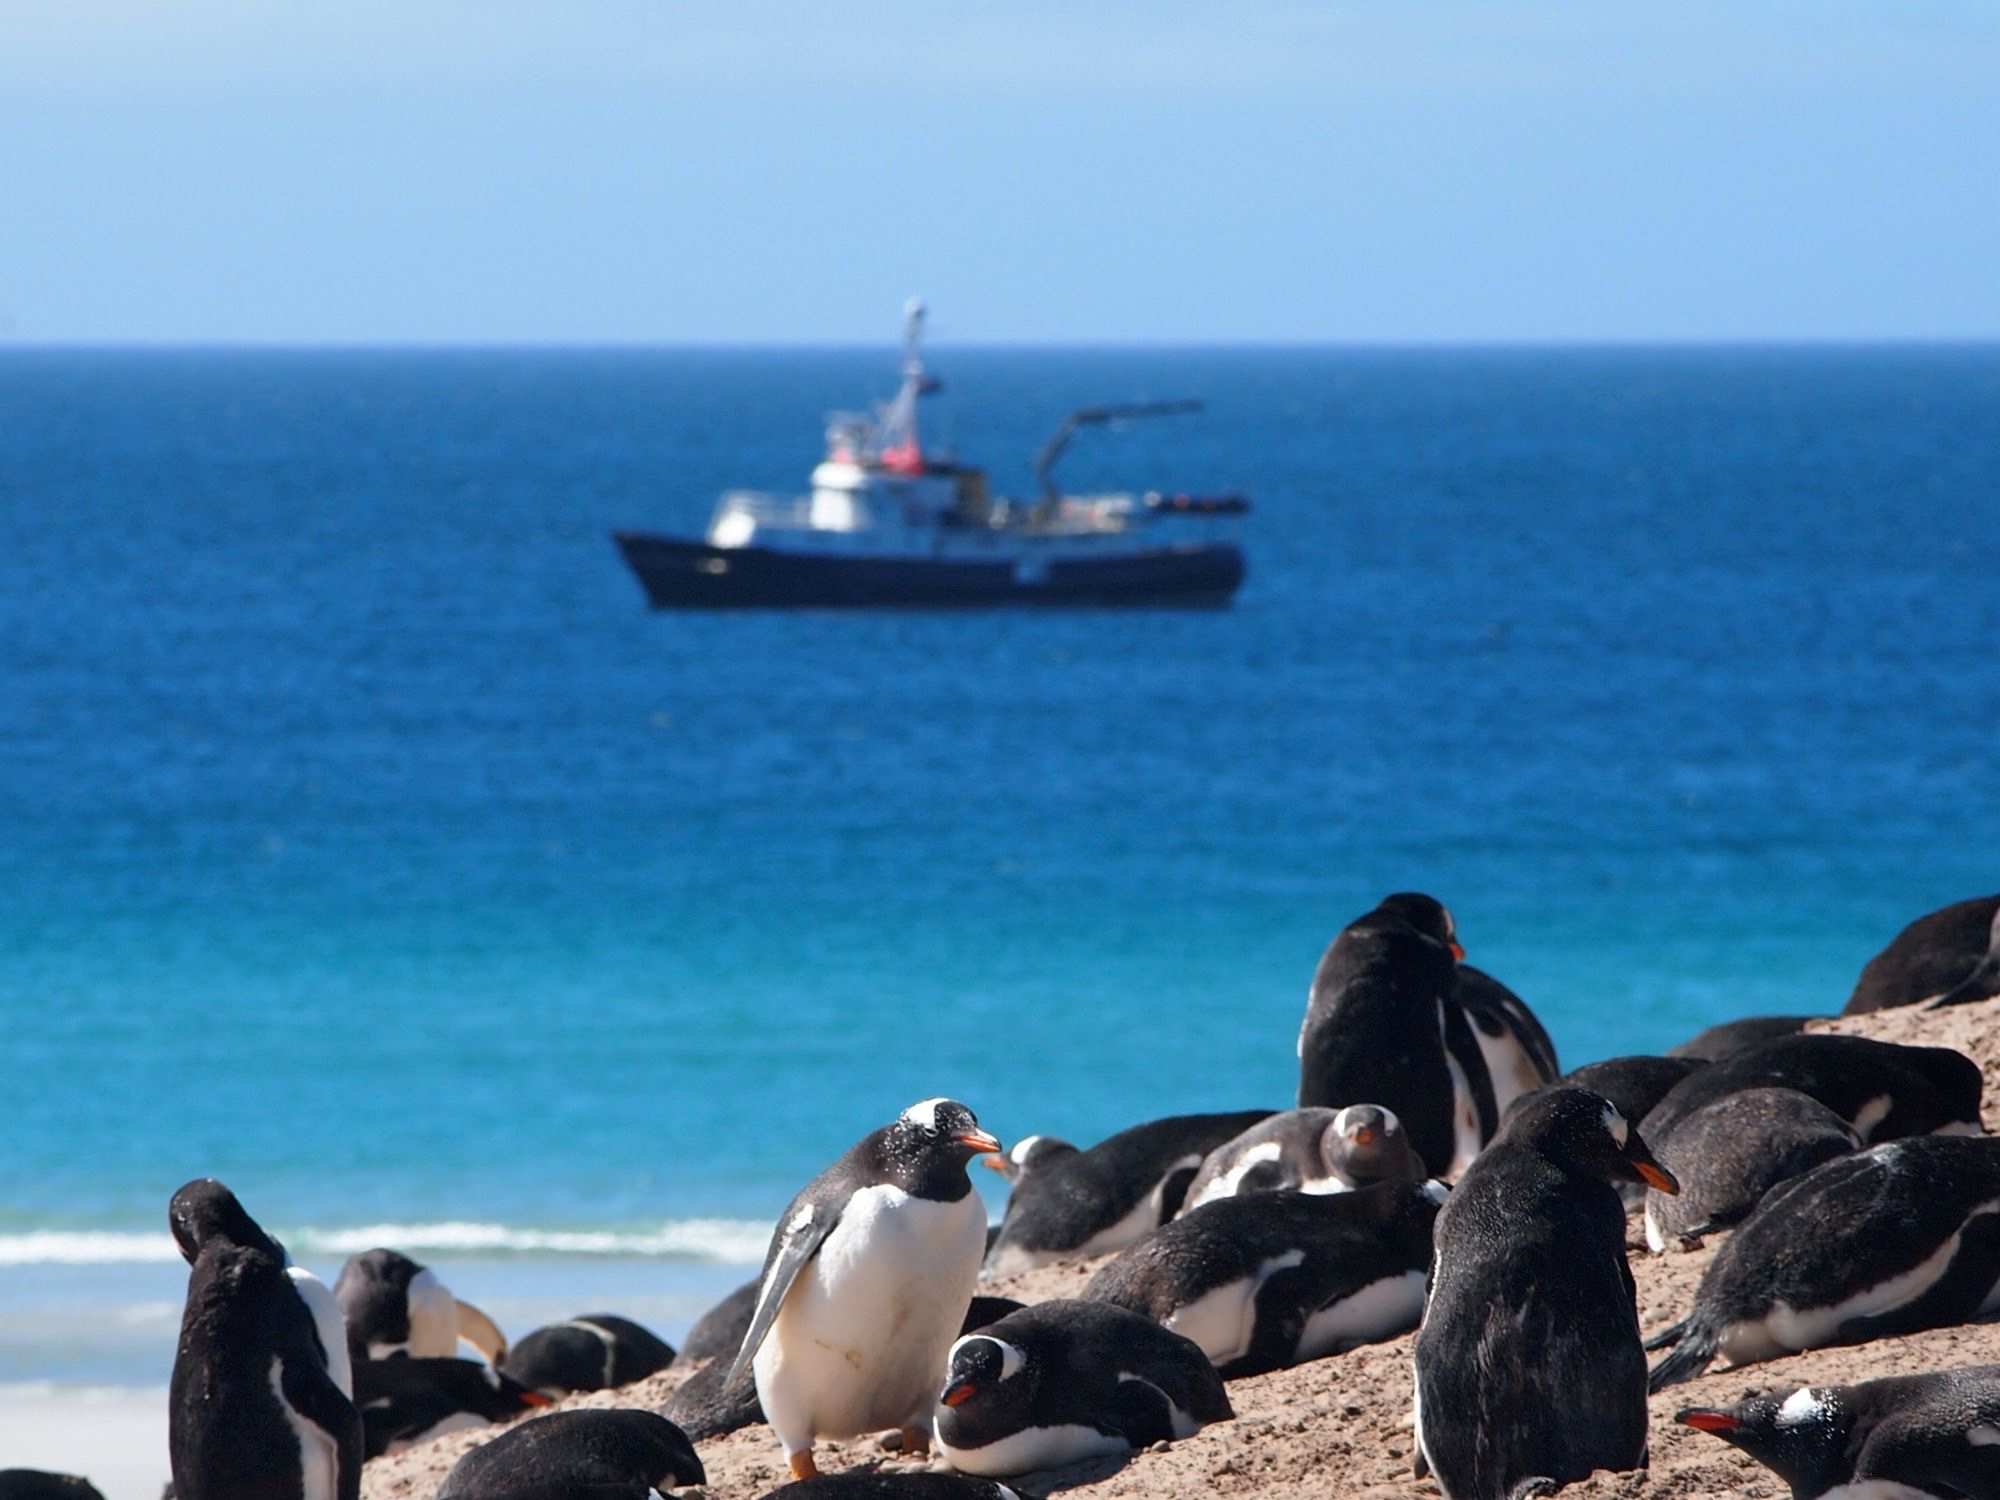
left=1843, top=893, right=2000, bottom=1014
left=333, top=1249, right=507, bottom=1365
left=1412, top=1087, right=1679, bottom=1500
left=733, top=1098, right=1001, bottom=1480
left=1677, top=1365, right=2000, bottom=1499
left=168, top=1179, right=363, bottom=1500
left=1298, top=893, right=1557, bottom=1179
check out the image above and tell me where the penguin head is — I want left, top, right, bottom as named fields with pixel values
left=979, top=1133, right=1079, bottom=1182
left=1501, top=1087, right=1680, bottom=1195
left=168, top=1178, right=287, bottom=1266
left=881, top=1099, right=1003, bottom=1193
left=937, top=1332, right=1036, bottom=1437
left=1677, top=1385, right=1851, bottom=1494
left=1373, top=892, right=1465, bottom=962
left=1322, top=1105, right=1423, bottom=1185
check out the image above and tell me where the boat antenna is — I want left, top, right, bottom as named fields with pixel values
left=1033, top=399, right=1204, bottom=508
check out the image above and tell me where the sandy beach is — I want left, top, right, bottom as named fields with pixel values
left=342, top=995, right=2000, bottom=1500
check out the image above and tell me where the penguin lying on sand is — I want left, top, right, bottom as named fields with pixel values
left=983, top=1111, right=1271, bottom=1274
left=1678, top=1364, right=2000, bottom=1500
left=1557, top=1056, right=1706, bottom=1128
left=351, top=1356, right=549, bottom=1457
left=1084, top=1180, right=1443, bottom=1377
left=1843, top=893, right=2000, bottom=1014
left=1412, top=1087, right=1678, bottom=1500
left=932, top=1300, right=1231, bottom=1476
left=1648, top=1134, right=2000, bottom=1390
left=1668, top=1015, right=1819, bottom=1062
left=500, top=1314, right=674, bottom=1394
left=1642, top=1087, right=1858, bottom=1253
left=735, top=1097, right=1001, bottom=1480
left=673, top=1278, right=760, bottom=1366
left=434, top=1409, right=704, bottom=1500
left=1178, top=1105, right=1424, bottom=1214
left=1641, top=1032, right=1983, bottom=1148
left=334, top=1248, right=507, bottom=1364
left=1298, top=893, right=1558, bottom=1179
left=167, top=1179, right=362, bottom=1500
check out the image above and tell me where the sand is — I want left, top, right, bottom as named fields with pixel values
left=350, top=995, right=2000, bottom=1500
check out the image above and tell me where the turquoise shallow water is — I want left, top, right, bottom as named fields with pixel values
left=2, top=344, right=1996, bottom=1384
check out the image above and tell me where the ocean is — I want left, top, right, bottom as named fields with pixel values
left=2, top=345, right=1996, bottom=1479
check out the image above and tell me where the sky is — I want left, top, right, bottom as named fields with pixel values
left=2, top=1, right=1997, bottom=344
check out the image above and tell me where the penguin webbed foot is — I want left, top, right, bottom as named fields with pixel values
left=898, top=1426, right=931, bottom=1459
left=788, top=1451, right=820, bottom=1481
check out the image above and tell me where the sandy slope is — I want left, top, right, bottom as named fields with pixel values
left=361, top=996, right=2000, bottom=1500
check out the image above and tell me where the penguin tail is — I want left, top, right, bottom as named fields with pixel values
left=1647, top=1325, right=1719, bottom=1393
left=1641, top=1316, right=1688, bottom=1352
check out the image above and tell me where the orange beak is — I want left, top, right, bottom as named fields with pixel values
left=1351, top=1128, right=1377, bottom=1146
left=1636, top=1161, right=1680, bottom=1194
left=955, top=1129, right=1003, bottom=1155
left=1448, top=941, right=1466, bottom=962
left=521, top=1390, right=555, bottom=1408
left=1677, top=1409, right=1738, bottom=1434
left=942, top=1381, right=977, bottom=1408
left=979, top=1153, right=1010, bottom=1173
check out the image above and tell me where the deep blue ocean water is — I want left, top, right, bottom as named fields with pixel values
left=3, top=344, right=1997, bottom=1390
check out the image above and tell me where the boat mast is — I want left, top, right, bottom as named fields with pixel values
left=875, top=297, right=934, bottom=474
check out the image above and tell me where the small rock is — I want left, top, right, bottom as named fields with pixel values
left=1343, top=1403, right=1363, bottom=1417
left=1149, top=1439, right=1172, bottom=1453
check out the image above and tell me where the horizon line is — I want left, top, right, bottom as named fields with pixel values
left=4, top=334, right=2000, bottom=354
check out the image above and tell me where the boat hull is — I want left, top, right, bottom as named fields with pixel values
left=611, top=532, right=1246, bottom=609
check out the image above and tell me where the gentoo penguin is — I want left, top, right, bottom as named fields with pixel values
left=1667, top=1014, right=1819, bottom=1062
left=333, top=1248, right=506, bottom=1364
left=167, top=1178, right=363, bottom=1500
left=1843, top=892, right=2000, bottom=1014
left=1297, top=893, right=1558, bottom=1180
left=500, top=1314, right=674, bottom=1394
left=1642, top=1086, right=1859, bottom=1253
left=0, top=1475, right=107, bottom=1500
left=434, top=1409, right=704, bottom=1500
left=1640, top=1032, right=1983, bottom=1148
left=733, top=1097, right=1001, bottom=1480
left=980, top=1134, right=1079, bottom=1186
left=982, top=1110, right=1272, bottom=1275
left=1179, top=1106, right=1425, bottom=1214
left=351, top=1356, right=550, bottom=1458
left=756, top=1478, right=1031, bottom=1500
left=1084, top=1179, right=1443, bottom=1377
left=1677, top=1364, right=2000, bottom=1500
left=1648, top=1134, right=2000, bottom=1390
left=932, top=1300, right=1232, bottom=1476
left=1558, top=1055, right=1707, bottom=1129
left=1411, top=1087, right=1679, bottom=1500
left=664, top=1293, right=1024, bottom=1444
left=672, top=1277, right=760, bottom=1367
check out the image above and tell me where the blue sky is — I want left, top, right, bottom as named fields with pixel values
left=2, top=1, right=1996, bottom=343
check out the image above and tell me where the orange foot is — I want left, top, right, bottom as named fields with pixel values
left=789, top=1451, right=820, bottom=1481
left=899, top=1426, right=932, bottom=1459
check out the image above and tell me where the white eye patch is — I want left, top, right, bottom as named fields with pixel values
left=902, top=1097, right=950, bottom=1130
left=1602, top=1104, right=1629, bottom=1148
left=1777, top=1387, right=1830, bottom=1426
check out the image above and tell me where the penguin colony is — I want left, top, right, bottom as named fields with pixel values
left=144, top=888, right=2000, bottom=1500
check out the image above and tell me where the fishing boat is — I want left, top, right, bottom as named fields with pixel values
left=612, top=301, right=1249, bottom=608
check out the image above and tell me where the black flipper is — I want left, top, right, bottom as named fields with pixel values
left=1646, top=1322, right=1719, bottom=1392
left=1833, top=1211, right=2000, bottom=1348
left=1107, top=1374, right=1177, bottom=1448
left=729, top=1196, right=843, bottom=1384
left=1219, top=1266, right=1315, bottom=1380
left=279, top=1359, right=364, bottom=1500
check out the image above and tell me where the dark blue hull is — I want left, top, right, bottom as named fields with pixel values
left=612, top=532, right=1246, bottom=608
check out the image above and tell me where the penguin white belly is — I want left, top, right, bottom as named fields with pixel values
left=1437, top=1001, right=1485, bottom=1179
left=286, top=1267, right=353, bottom=1399
left=1467, top=1016, right=1547, bottom=1116
left=1161, top=1250, right=1301, bottom=1366
left=1183, top=1143, right=1284, bottom=1212
left=1720, top=1201, right=2000, bottom=1364
left=268, top=1357, right=339, bottom=1500
left=757, top=1185, right=983, bottom=1445
left=1294, top=1270, right=1427, bottom=1361
left=937, top=1421, right=1126, bottom=1476
left=1816, top=1485, right=1948, bottom=1500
